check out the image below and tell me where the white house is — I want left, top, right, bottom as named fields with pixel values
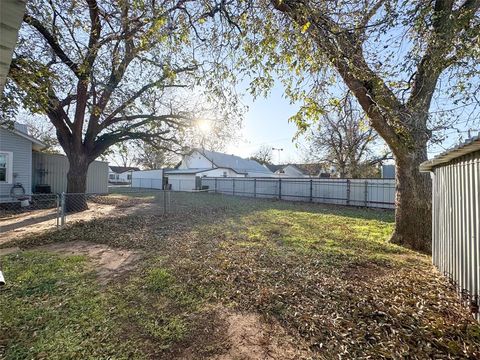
left=265, top=163, right=336, bottom=178
left=164, top=149, right=274, bottom=191
left=108, top=166, right=140, bottom=184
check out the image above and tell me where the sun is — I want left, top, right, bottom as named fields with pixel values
left=197, top=119, right=212, bottom=134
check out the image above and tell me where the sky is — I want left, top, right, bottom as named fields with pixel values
left=225, top=81, right=306, bottom=165
left=223, top=79, right=479, bottom=165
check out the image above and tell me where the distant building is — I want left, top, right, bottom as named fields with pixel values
left=163, top=149, right=274, bottom=191
left=108, top=166, right=140, bottom=184
left=265, top=163, right=335, bottom=178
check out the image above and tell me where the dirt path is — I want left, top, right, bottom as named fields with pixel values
left=0, top=198, right=163, bottom=246
left=35, top=240, right=143, bottom=284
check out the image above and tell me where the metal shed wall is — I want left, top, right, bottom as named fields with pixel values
left=431, top=150, right=480, bottom=318
left=32, top=152, right=108, bottom=194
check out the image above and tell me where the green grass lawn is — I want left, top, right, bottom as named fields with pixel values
left=1, top=194, right=479, bottom=359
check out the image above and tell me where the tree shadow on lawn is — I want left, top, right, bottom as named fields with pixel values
left=3, top=195, right=480, bottom=358
left=4, top=195, right=396, bottom=260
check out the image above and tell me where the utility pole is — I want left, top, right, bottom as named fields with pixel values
left=272, top=147, right=284, bottom=164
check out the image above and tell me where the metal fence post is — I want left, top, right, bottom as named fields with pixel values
left=163, top=190, right=167, bottom=214
left=232, top=178, right=235, bottom=196
left=60, top=192, right=66, bottom=227
left=278, top=178, right=282, bottom=200
left=346, top=179, right=351, bottom=205
left=215, top=178, right=218, bottom=193
left=364, top=180, right=368, bottom=207
left=56, top=194, right=60, bottom=228
left=309, top=179, right=313, bottom=202
left=254, top=178, right=257, bottom=198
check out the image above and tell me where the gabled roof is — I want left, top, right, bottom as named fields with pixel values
left=2, top=122, right=46, bottom=150
left=109, top=166, right=141, bottom=173
left=165, top=167, right=245, bottom=175
left=289, top=163, right=327, bottom=176
left=420, top=135, right=480, bottom=171
left=192, top=149, right=273, bottom=174
left=264, top=164, right=284, bottom=172
left=274, top=163, right=327, bottom=176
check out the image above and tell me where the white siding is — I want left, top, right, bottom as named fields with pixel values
left=167, top=174, right=196, bottom=191
left=0, top=128, right=32, bottom=198
left=179, top=151, right=214, bottom=169
left=32, top=153, right=108, bottom=194
left=198, top=168, right=244, bottom=177
left=131, top=169, right=163, bottom=189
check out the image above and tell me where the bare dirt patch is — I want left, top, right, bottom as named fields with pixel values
left=0, top=196, right=161, bottom=246
left=212, top=308, right=311, bottom=360
left=0, top=203, right=118, bottom=246
left=35, top=240, right=142, bottom=283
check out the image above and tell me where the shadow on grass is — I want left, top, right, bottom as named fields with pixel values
left=3, top=193, right=480, bottom=359
left=3, top=193, right=395, bottom=255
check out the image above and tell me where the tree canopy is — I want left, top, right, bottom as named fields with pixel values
left=213, top=0, right=480, bottom=251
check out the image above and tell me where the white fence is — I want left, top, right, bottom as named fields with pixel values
left=201, top=177, right=395, bottom=209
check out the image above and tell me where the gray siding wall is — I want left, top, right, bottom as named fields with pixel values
left=0, top=128, right=32, bottom=198
left=431, top=151, right=480, bottom=318
left=32, top=153, right=108, bottom=194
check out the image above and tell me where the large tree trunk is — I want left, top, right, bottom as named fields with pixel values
left=65, top=153, right=90, bottom=212
left=391, top=142, right=432, bottom=253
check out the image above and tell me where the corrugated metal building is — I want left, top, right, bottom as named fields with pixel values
left=420, top=135, right=480, bottom=318
left=32, top=152, right=108, bottom=194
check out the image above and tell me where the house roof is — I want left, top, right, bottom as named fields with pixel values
left=275, top=163, right=327, bottom=176
left=165, top=167, right=245, bottom=175
left=0, top=0, right=26, bottom=96
left=166, top=168, right=211, bottom=175
left=264, top=164, right=284, bottom=172
left=192, top=149, right=273, bottom=174
left=420, top=134, right=480, bottom=171
left=109, top=166, right=141, bottom=173
left=291, top=163, right=328, bottom=176
left=2, top=122, right=46, bottom=150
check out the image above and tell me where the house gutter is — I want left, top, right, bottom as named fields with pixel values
left=0, top=0, right=26, bottom=97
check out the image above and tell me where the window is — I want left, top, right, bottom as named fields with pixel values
left=223, top=171, right=227, bottom=177
left=127, top=174, right=132, bottom=180
left=109, top=174, right=115, bottom=180
left=0, top=152, right=13, bottom=183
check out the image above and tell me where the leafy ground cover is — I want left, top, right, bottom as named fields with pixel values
left=1, top=193, right=479, bottom=359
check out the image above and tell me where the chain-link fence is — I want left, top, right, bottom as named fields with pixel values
left=1, top=189, right=229, bottom=242
left=2, top=182, right=395, bottom=243
left=0, top=194, right=60, bottom=235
